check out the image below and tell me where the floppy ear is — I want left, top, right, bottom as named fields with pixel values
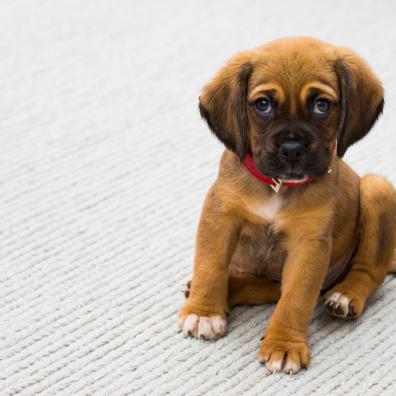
left=199, top=54, right=253, bottom=160
left=335, top=48, right=384, bottom=157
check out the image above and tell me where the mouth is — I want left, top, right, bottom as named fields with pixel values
left=279, top=172, right=308, bottom=182
left=256, top=154, right=330, bottom=182
left=257, top=165, right=311, bottom=182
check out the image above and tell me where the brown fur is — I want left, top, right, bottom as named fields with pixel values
left=179, top=37, right=396, bottom=374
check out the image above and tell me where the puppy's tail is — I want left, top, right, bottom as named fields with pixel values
left=388, top=250, right=396, bottom=273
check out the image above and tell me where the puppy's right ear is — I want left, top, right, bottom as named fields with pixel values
left=199, top=53, right=253, bottom=161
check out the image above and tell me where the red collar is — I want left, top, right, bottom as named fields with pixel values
left=242, top=153, right=317, bottom=193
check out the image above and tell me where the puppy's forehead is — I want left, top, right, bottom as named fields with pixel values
left=249, top=39, right=338, bottom=92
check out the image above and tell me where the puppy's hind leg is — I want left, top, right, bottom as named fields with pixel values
left=227, top=271, right=281, bottom=308
left=324, top=174, right=396, bottom=319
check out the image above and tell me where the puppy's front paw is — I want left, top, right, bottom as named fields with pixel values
left=323, top=289, right=363, bottom=319
left=178, top=304, right=226, bottom=340
left=258, top=337, right=310, bottom=374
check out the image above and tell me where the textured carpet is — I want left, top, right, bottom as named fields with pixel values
left=1, top=1, right=396, bottom=395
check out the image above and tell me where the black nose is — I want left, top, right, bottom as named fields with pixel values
left=279, top=141, right=305, bottom=162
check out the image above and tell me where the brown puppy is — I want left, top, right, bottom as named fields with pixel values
left=178, top=37, right=396, bottom=374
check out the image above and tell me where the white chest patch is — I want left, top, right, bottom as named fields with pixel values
left=250, top=195, right=283, bottom=222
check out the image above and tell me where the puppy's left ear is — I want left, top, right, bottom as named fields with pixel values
left=335, top=48, right=384, bottom=157
left=199, top=53, right=253, bottom=160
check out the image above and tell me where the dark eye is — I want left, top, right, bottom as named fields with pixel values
left=313, top=98, right=331, bottom=115
left=254, top=97, right=272, bottom=115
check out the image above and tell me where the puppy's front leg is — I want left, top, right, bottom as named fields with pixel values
left=179, top=187, right=240, bottom=340
left=259, top=235, right=330, bottom=374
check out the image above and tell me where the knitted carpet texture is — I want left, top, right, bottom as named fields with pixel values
left=1, top=1, right=396, bottom=395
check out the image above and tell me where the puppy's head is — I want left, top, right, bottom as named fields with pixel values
left=199, top=37, right=384, bottom=180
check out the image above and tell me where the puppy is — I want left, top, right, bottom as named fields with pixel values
left=178, top=37, right=396, bottom=374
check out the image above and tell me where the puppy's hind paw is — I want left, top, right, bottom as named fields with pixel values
left=323, top=289, right=363, bottom=319
left=182, top=280, right=191, bottom=299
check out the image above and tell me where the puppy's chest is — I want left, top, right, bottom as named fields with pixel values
left=231, top=197, right=287, bottom=279
left=248, top=195, right=283, bottom=223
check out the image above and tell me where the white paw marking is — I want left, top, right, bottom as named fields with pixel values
left=179, top=314, right=226, bottom=340
left=339, top=296, right=351, bottom=311
left=325, top=292, right=351, bottom=318
left=266, top=359, right=283, bottom=373
left=283, top=358, right=300, bottom=375
left=198, top=317, right=215, bottom=339
left=211, top=316, right=226, bottom=334
left=329, top=292, right=341, bottom=302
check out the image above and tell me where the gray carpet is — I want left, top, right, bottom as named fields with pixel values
left=1, top=1, right=396, bottom=395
